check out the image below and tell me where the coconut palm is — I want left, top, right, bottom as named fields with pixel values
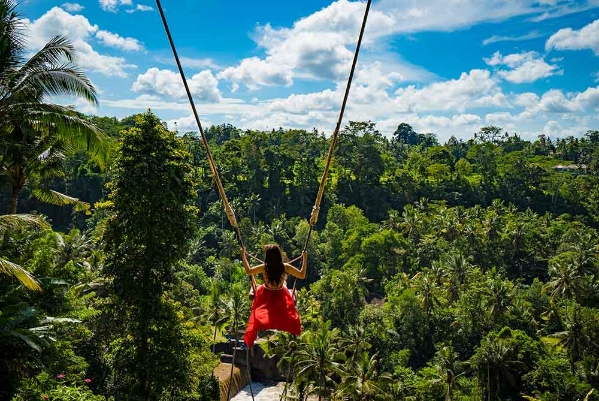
left=0, top=0, right=106, bottom=214
left=544, top=261, right=586, bottom=303
left=433, top=345, right=463, bottom=401
left=337, top=351, right=392, bottom=401
left=549, top=303, right=588, bottom=372
left=202, top=280, right=228, bottom=353
left=0, top=213, right=47, bottom=290
left=294, top=321, right=345, bottom=401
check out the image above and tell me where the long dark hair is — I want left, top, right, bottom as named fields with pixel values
left=264, top=244, right=286, bottom=287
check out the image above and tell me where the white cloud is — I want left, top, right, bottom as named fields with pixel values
left=61, top=3, right=84, bottom=12
left=74, top=98, right=98, bottom=115
left=514, top=93, right=540, bottom=108
left=512, top=86, right=599, bottom=115
left=546, top=19, right=599, bottom=55
left=96, top=30, right=143, bottom=51
left=99, top=0, right=132, bottom=12
left=155, top=55, right=220, bottom=70
left=414, top=114, right=482, bottom=129
left=166, top=115, right=207, bottom=133
left=25, top=7, right=136, bottom=77
left=266, top=89, right=340, bottom=115
left=132, top=68, right=222, bottom=102
left=393, top=69, right=503, bottom=113
left=482, top=30, right=544, bottom=45
left=594, top=71, right=599, bottom=82
left=125, top=4, right=154, bottom=13
left=484, top=51, right=561, bottom=83
left=217, top=0, right=397, bottom=90
left=218, top=57, right=293, bottom=90
left=529, top=1, right=599, bottom=22
left=376, top=0, right=598, bottom=33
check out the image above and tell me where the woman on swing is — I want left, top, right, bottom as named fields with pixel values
left=241, top=244, right=307, bottom=347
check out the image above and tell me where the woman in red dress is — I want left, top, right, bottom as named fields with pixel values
left=241, top=244, right=307, bottom=347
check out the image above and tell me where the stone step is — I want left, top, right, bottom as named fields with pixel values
left=220, top=351, right=249, bottom=367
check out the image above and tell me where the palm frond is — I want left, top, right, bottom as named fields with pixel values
left=12, top=65, right=98, bottom=105
left=31, top=188, right=89, bottom=210
left=20, top=35, right=75, bottom=67
left=0, top=258, right=41, bottom=291
left=0, top=0, right=27, bottom=77
left=10, top=103, right=109, bottom=166
left=0, top=213, right=48, bottom=231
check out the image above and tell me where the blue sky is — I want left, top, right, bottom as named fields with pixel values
left=23, top=0, right=599, bottom=141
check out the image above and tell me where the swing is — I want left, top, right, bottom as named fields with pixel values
left=156, top=0, right=371, bottom=397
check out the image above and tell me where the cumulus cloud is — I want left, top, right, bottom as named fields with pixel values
left=99, top=0, right=132, bottom=12
left=218, top=0, right=396, bottom=90
left=61, top=3, right=84, bottom=12
left=484, top=51, right=561, bottom=83
left=25, top=7, right=136, bottom=77
left=546, top=19, right=599, bottom=55
left=132, top=68, right=222, bottom=102
left=393, top=70, right=503, bottom=113
left=511, top=86, right=599, bottom=115
left=165, top=115, right=207, bottom=133
left=218, top=57, right=293, bottom=90
left=96, top=30, right=144, bottom=51
left=126, top=4, right=154, bottom=13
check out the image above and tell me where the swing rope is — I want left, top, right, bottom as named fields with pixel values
left=155, top=0, right=256, bottom=295
left=156, top=0, right=371, bottom=398
left=291, top=0, right=372, bottom=294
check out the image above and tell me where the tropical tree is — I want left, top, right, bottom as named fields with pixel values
left=337, top=351, right=392, bottom=401
left=0, top=0, right=106, bottom=214
left=294, top=321, right=345, bottom=401
left=0, top=213, right=47, bottom=290
left=549, top=303, right=588, bottom=372
left=433, top=345, right=463, bottom=401
left=202, top=280, right=228, bottom=353
left=102, top=111, right=199, bottom=400
left=544, top=261, right=586, bottom=303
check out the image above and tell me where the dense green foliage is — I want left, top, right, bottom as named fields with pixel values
left=1, top=2, right=599, bottom=399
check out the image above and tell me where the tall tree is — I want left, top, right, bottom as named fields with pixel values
left=102, top=112, right=198, bottom=400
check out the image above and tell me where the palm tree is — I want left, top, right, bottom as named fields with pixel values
left=470, top=336, right=522, bottom=401
left=222, top=283, right=250, bottom=342
left=337, top=351, right=392, bottom=401
left=412, top=273, right=441, bottom=320
left=549, top=303, right=587, bottom=372
left=342, top=325, right=371, bottom=359
left=245, top=193, right=261, bottom=224
left=433, top=346, right=463, bottom=401
left=259, top=331, right=300, bottom=400
left=483, top=273, right=514, bottom=326
left=202, top=280, right=228, bottom=353
left=0, top=0, right=106, bottom=214
left=544, top=261, right=585, bottom=303
left=294, top=321, right=345, bottom=401
left=0, top=213, right=47, bottom=290
left=563, top=230, right=598, bottom=275
left=441, top=252, right=473, bottom=303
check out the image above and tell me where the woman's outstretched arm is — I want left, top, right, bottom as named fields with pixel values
left=284, top=250, right=307, bottom=279
left=242, top=248, right=265, bottom=276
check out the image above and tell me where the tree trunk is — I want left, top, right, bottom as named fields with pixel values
left=213, top=324, right=217, bottom=354
left=8, top=185, right=20, bottom=214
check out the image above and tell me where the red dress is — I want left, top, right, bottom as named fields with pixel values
left=244, top=284, right=302, bottom=347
